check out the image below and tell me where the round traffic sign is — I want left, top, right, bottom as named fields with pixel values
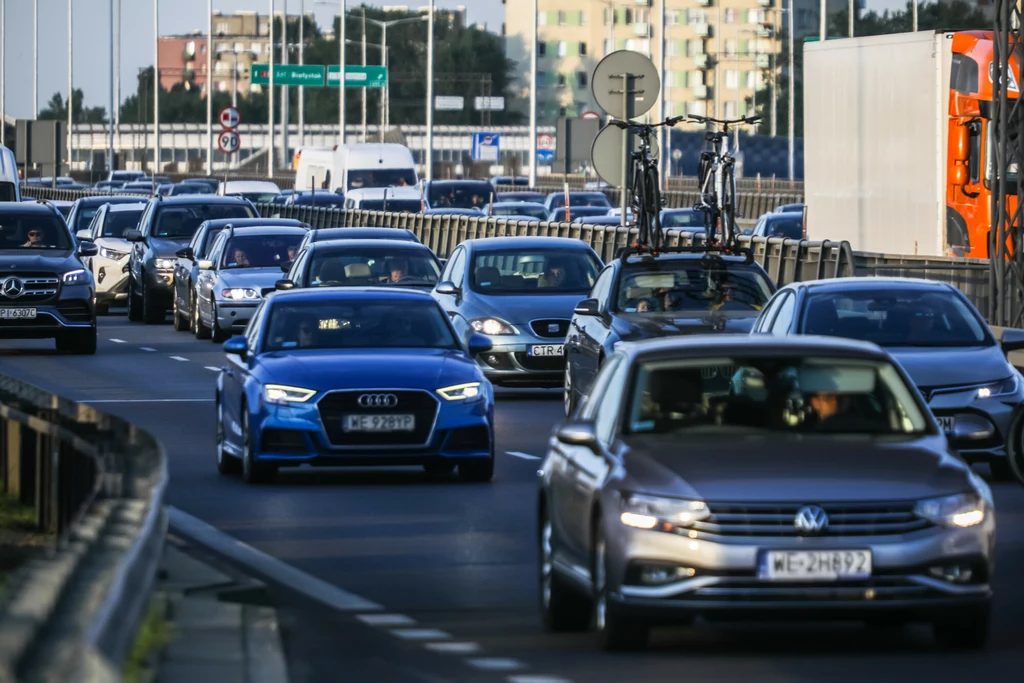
left=219, top=106, right=241, bottom=129
left=218, top=130, right=241, bottom=154
left=581, top=111, right=601, bottom=120
left=591, top=51, right=660, bottom=119
left=537, top=134, right=554, bottom=150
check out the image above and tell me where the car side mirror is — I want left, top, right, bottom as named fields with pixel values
left=1000, top=328, right=1024, bottom=354
left=222, top=336, right=247, bottom=359
left=197, top=259, right=214, bottom=270
left=78, top=241, right=98, bottom=257
left=468, top=333, right=493, bottom=355
left=555, top=421, right=599, bottom=449
left=436, top=281, right=459, bottom=295
left=176, top=246, right=194, bottom=260
left=574, top=298, right=599, bottom=316
left=275, top=279, right=295, bottom=291
left=124, top=229, right=143, bottom=242
left=281, top=261, right=293, bottom=272
left=76, top=229, right=92, bottom=240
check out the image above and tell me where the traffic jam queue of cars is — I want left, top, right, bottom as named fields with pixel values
left=0, top=154, right=1015, bottom=653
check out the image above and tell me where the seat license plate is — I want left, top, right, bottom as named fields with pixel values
left=343, top=414, right=415, bottom=432
left=760, top=550, right=872, bottom=581
left=937, top=416, right=955, bottom=433
left=528, top=344, right=564, bottom=357
left=0, top=308, right=37, bottom=320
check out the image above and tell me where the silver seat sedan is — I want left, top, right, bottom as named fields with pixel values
left=539, top=334, right=994, bottom=651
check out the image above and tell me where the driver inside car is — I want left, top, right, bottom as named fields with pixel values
left=388, top=258, right=409, bottom=283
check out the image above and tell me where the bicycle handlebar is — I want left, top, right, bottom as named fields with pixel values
left=687, top=115, right=762, bottom=127
left=609, top=115, right=688, bottom=131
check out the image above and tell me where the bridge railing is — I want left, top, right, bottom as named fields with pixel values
left=0, top=374, right=167, bottom=682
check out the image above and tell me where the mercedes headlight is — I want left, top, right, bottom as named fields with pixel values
left=154, top=258, right=176, bottom=270
left=99, top=246, right=128, bottom=260
left=264, top=384, right=316, bottom=405
left=221, top=288, right=261, bottom=300
left=470, top=318, right=517, bottom=336
left=975, top=375, right=1020, bottom=399
left=620, top=494, right=710, bottom=531
left=913, top=493, right=986, bottom=528
left=62, top=269, right=88, bottom=285
left=437, top=382, right=482, bottom=401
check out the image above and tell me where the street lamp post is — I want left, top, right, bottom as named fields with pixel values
left=269, top=0, right=276, bottom=177
left=529, top=0, right=537, bottom=186
left=426, top=0, right=435, bottom=181
left=788, top=0, right=794, bottom=180
left=109, top=0, right=115, bottom=173
left=206, top=0, right=213, bottom=174
left=68, top=0, right=73, bottom=176
left=33, top=0, right=38, bottom=119
left=154, top=0, right=160, bottom=175
left=339, top=0, right=346, bottom=146
left=1, top=0, right=5, bottom=149
left=298, top=0, right=305, bottom=149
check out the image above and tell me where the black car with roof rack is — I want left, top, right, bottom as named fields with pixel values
left=0, top=201, right=99, bottom=353
left=562, top=244, right=777, bottom=415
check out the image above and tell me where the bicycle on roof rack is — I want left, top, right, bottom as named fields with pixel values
left=687, top=114, right=761, bottom=247
left=607, top=115, right=686, bottom=253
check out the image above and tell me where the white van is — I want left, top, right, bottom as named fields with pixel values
left=0, top=146, right=21, bottom=202
left=217, top=180, right=282, bottom=203
left=344, top=187, right=423, bottom=213
left=295, top=144, right=417, bottom=195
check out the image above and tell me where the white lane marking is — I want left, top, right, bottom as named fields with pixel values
left=424, top=642, right=481, bottom=654
left=506, top=451, right=541, bottom=461
left=205, top=366, right=222, bottom=372
left=140, top=347, right=156, bottom=352
left=508, top=677, right=573, bottom=683
left=170, top=356, right=189, bottom=362
left=466, top=658, right=526, bottom=671
left=109, top=338, right=127, bottom=344
left=357, top=614, right=416, bottom=627
left=84, top=399, right=215, bottom=403
left=389, top=628, right=451, bottom=640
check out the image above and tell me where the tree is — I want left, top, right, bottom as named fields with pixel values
left=39, top=89, right=107, bottom=123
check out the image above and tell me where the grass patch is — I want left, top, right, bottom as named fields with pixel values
left=0, top=494, right=36, bottom=532
left=123, top=597, right=174, bottom=683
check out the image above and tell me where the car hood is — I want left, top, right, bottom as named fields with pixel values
left=149, top=236, right=192, bottom=258
left=255, top=348, right=480, bottom=391
left=94, top=237, right=132, bottom=251
left=614, top=312, right=758, bottom=339
left=218, top=267, right=288, bottom=290
left=887, top=344, right=1012, bottom=387
left=469, top=292, right=589, bottom=325
left=621, top=434, right=970, bottom=502
left=0, top=250, right=77, bottom=270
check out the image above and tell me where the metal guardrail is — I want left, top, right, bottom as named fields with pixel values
left=496, top=174, right=804, bottom=194
left=0, top=374, right=167, bottom=682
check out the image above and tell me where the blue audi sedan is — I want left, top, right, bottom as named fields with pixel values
left=215, top=287, right=496, bottom=484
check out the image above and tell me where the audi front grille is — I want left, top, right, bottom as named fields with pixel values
left=317, top=390, right=439, bottom=447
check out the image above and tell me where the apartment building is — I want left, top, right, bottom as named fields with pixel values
left=505, top=0, right=845, bottom=124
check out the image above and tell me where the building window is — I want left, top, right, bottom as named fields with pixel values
left=580, top=11, right=588, bottom=25
left=580, top=42, right=587, bottom=56
left=251, top=42, right=261, bottom=54
left=725, top=70, right=739, bottom=89
left=691, top=70, right=705, bottom=86
left=688, top=9, right=707, bottom=24
left=216, top=21, right=229, bottom=34
left=558, top=10, right=567, bottom=25
left=538, top=42, right=547, bottom=57
left=687, top=39, right=704, bottom=57
left=724, top=39, right=737, bottom=57
left=578, top=72, right=588, bottom=88
left=688, top=100, right=707, bottom=116
left=604, top=39, right=613, bottom=55
left=559, top=106, right=567, bottom=117
left=558, top=73, right=567, bottom=87
left=746, top=71, right=757, bottom=89
left=234, top=42, right=244, bottom=53
left=215, top=61, right=228, bottom=73
left=216, top=42, right=229, bottom=53
left=537, top=70, right=548, bottom=87
left=724, top=9, right=737, bottom=24
left=724, top=101, right=738, bottom=118
left=558, top=41, right=568, bottom=57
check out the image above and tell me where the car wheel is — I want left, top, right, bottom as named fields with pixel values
left=216, top=398, right=241, bottom=475
left=539, top=505, right=591, bottom=632
left=172, top=293, right=189, bottom=332
left=990, top=458, right=1015, bottom=483
left=56, top=328, right=97, bottom=355
left=194, top=298, right=212, bottom=340
left=593, top=524, right=649, bottom=651
left=127, top=275, right=142, bottom=322
left=240, top=407, right=275, bottom=484
left=932, top=605, right=990, bottom=650
left=458, top=447, right=494, bottom=482
left=95, top=302, right=110, bottom=316
left=423, top=461, right=456, bottom=477
left=564, top=363, right=577, bottom=416
left=141, top=276, right=164, bottom=324
left=211, top=304, right=230, bottom=343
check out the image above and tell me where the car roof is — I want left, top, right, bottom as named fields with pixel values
left=269, top=286, right=437, bottom=305
left=222, top=225, right=309, bottom=237
left=311, top=227, right=415, bottom=238
left=156, top=195, right=253, bottom=205
left=309, top=238, right=431, bottom=251
left=785, top=277, right=956, bottom=293
left=617, top=250, right=758, bottom=267
left=73, top=195, right=147, bottom=206
left=202, top=218, right=304, bottom=229
left=0, top=202, right=64, bottom=216
left=107, top=203, right=148, bottom=212
left=491, top=201, right=546, bottom=208
left=462, top=236, right=597, bottom=251
left=618, top=334, right=891, bottom=362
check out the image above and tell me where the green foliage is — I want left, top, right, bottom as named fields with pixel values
left=123, top=598, right=173, bottom=683
left=39, top=89, right=107, bottom=124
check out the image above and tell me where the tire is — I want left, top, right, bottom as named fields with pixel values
left=55, top=327, right=97, bottom=355
left=211, top=304, right=230, bottom=343
left=127, top=275, right=142, bottom=322
left=194, top=298, right=212, bottom=340
left=172, top=292, right=189, bottom=332
left=141, top=276, right=164, bottom=325
left=932, top=605, right=990, bottom=650
left=989, top=458, right=1015, bottom=483
left=95, top=302, right=110, bottom=316
left=423, top=461, right=456, bottom=477
left=593, top=524, right=649, bottom=651
left=458, top=450, right=495, bottom=482
left=564, top=363, right=578, bottom=417
left=539, top=505, right=591, bottom=632
left=216, top=398, right=241, bottom=475
left=240, top=407, right=275, bottom=484
left=721, top=164, right=737, bottom=244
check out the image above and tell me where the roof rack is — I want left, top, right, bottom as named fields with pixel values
left=616, top=243, right=754, bottom=264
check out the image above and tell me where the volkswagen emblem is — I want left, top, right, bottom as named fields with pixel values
left=357, top=393, right=399, bottom=408
left=793, top=505, right=829, bottom=535
left=1, top=277, right=25, bottom=298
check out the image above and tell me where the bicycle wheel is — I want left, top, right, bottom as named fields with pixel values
left=631, top=160, right=649, bottom=246
left=644, top=166, right=664, bottom=251
left=720, top=161, right=737, bottom=245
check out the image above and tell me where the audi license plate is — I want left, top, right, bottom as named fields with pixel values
left=343, top=414, right=415, bottom=433
left=0, top=308, right=37, bottom=320
left=760, top=550, right=872, bottom=581
left=937, top=416, right=955, bottom=433
left=528, top=344, right=564, bottom=357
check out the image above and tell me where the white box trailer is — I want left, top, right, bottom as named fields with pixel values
left=804, top=31, right=953, bottom=256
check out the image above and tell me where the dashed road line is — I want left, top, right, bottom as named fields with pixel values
left=205, top=366, right=221, bottom=372
left=109, top=338, right=127, bottom=344
left=507, top=451, right=541, bottom=461
left=357, top=614, right=416, bottom=627
left=466, top=658, right=526, bottom=671
left=424, top=642, right=481, bottom=654
left=140, top=347, right=156, bottom=352
left=389, top=628, right=451, bottom=640
left=508, top=677, right=573, bottom=683
left=170, top=356, right=189, bottom=362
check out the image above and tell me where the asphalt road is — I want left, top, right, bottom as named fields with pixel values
left=2, top=316, right=1024, bottom=683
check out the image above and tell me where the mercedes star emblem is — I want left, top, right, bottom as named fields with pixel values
left=1, top=277, right=26, bottom=298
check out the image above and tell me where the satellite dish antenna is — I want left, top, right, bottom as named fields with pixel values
left=591, top=125, right=660, bottom=188
left=591, top=50, right=660, bottom=120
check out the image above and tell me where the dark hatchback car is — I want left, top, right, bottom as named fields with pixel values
left=0, top=203, right=98, bottom=353
left=65, top=195, right=148, bottom=237
left=125, top=196, right=257, bottom=323
left=564, top=248, right=777, bottom=414
left=279, top=239, right=441, bottom=293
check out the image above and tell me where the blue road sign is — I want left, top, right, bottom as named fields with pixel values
left=536, top=149, right=555, bottom=164
left=471, top=132, right=501, bottom=162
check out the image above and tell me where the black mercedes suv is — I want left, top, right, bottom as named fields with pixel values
left=0, top=202, right=98, bottom=353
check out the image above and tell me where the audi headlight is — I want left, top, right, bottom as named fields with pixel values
left=99, top=246, right=128, bottom=260
left=437, top=382, right=482, bottom=401
left=154, top=258, right=176, bottom=270
left=62, top=269, right=88, bottom=285
left=975, top=375, right=1020, bottom=399
left=913, top=493, right=986, bottom=528
left=620, top=494, right=710, bottom=531
left=264, top=384, right=316, bottom=405
left=220, top=288, right=261, bottom=300
left=470, top=317, right=517, bottom=336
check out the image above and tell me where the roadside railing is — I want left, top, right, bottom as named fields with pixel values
left=0, top=373, right=167, bottom=682
left=495, top=174, right=804, bottom=195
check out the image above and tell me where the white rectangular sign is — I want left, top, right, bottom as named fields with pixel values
left=474, top=96, right=506, bottom=111
left=435, top=96, right=465, bottom=111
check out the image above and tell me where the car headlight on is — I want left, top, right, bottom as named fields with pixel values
left=99, top=246, right=128, bottom=260
left=620, top=494, right=710, bottom=531
left=437, top=382, right=482, bottom=401
left=470, top=318, right=517, bottom=336
left=62, top=269, right=88, bottom=285
left=975, top=375, right=1020, bottom=399
left=264, top=384, right=316, bottom=405
left=220, top=288, right=261, bottom=300
left=154, top=258, right=176, bottom=270
left=913, top=493, right=986, bottom=528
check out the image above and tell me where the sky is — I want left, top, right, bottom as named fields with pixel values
left=0, top=0, right=504, bottom=119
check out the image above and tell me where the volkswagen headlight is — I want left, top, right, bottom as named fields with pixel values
left=154, top=258, right=176, bottom=270
left=99, top=246, right=128, bottom=260
left=264, top=384, right=316, bottom=405
left=221, top=288, right=260, bottom=301
left=913, top=493, right=986, bottom=528
left=975, top=375, right=1020, bottom=399
left=437, top=382, right=482, bottom=402
left=470, top=318, right=517, bottom=336
left=620, top=494, right=710, bottom=531
left=62, top=269, right=88, bottom=285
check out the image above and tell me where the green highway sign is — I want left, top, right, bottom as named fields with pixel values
left=327, top=65, right=388, bottom=88
left=251, top=64, right=326, bottom=86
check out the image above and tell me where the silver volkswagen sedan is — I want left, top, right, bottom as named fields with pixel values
left=538, top=334, right=995, bottom=651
